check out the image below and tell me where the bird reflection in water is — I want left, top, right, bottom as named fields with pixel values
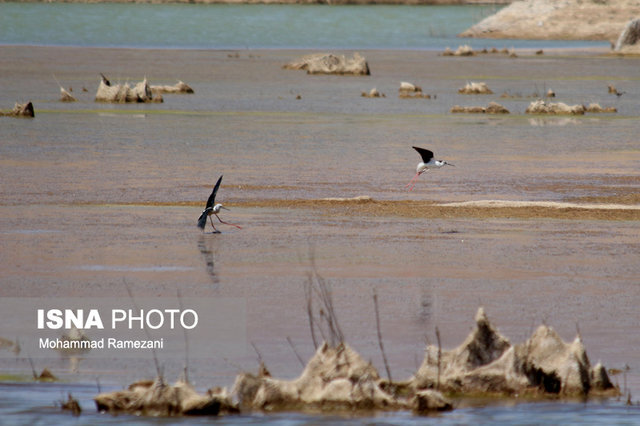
left=197, top=234, right=219, bottom=286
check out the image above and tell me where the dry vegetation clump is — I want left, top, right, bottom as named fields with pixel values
left=59, top=393, right=81, bottom=416
left=284, top=53, right=370, bottom=75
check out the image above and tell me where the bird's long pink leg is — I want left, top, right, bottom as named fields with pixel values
left=209, top=216, right=219, bottom=233
left=405, top=172, right=420, bottom=191
left=215, top=214, right=242, bottom=229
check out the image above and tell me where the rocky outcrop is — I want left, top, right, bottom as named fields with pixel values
left=442, top=45, right=475, bottom=56
left=442, top=46, right=517, bottom=56
left=585, top=103, right=617, bottom=113
left=398, top=81, right=431, bottom=98
left=458, top=82, right=493, bottom=95
left=460, top=0, right=640, bottom=42
left=409, top=308, right=618, bottom=397
left=1, top=102, right=34, bottom=118
left=59, top=87, right=76, bottom=102
left=614, top=18, right=640, bottom=53
left=526, top=99, right=585, bottom=115
left=95, top=75, right=163, bottom=103
left=151, top=80, right=194, bottom=94
left=451, top=102, right=509, bottom=114
left=526, top=100, right=617, bottom=115
left=361, top=87, right=385, bottom=98
left=94, top=378, right=238, bottom=417
left=284, top=53, right=370, bottom=75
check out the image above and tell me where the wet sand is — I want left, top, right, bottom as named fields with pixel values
left=1, top=46, right=639, bottom=400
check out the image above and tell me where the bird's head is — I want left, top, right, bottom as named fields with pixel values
left=213, top=203, right=229, bottom=213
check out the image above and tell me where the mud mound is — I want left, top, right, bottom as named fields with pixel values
left=458, top=82, right=493, bottom=95
left=94, top=378, right=238, bottom=417
left=451, top=102, right=509, bottom=114
left=1, top=102, right=34, bottom=118
left=284, top=53, right=370, bottom=75
left=95, top=75, right=163, bottom=103
left=410, top=308, right=618, bottom=397
left=151, top=80, right=194, bottom=94
left=233, top=341, right=452, bottom=413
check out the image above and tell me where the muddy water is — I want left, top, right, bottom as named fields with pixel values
left=0, top=47, right=639, bottom=420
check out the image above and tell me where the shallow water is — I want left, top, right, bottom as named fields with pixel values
left=0, top=44, right=639, bottom=423
left=1, top=382, right=639, bottom=425
left=0, top=3, right=609, bottom=50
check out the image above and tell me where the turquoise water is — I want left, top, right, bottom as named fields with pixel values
left=0, top=3, right=608, bottom=50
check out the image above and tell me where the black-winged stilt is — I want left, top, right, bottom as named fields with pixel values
left=405, top=146, right=454, bottom=191
left=197, top=175, right=242, bottom=233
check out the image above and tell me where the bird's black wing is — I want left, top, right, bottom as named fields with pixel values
left=205, top=175, right=223, bottom=209
left=412, top=147, right=434, bottom=163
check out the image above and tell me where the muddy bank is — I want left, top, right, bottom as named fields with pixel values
left=103, top=194, right=640, bottom=221
left=227, top=198, right=640, bottom=221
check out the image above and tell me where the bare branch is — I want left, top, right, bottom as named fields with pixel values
left=373, top=289, right=392, bottom=383
left=286, top=336, right=305, bottom=368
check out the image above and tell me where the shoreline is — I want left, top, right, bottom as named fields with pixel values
left=57, top=198, right=640, bottom=221
left=0, top=43, right=614, bottom=55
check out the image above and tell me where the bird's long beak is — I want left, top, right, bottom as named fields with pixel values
left=221, top=206, right=230, bottom=211
left=446, top=162, right=455, bottom=167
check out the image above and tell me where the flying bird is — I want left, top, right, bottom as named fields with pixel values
left=197, top=175, right=242, bottom=233
left=405, top=146, right=454, bottom=191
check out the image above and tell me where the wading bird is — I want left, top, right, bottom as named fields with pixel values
left=197, top=175, right=242, bottom=233
left=405, top=146, right=454, bottom=191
